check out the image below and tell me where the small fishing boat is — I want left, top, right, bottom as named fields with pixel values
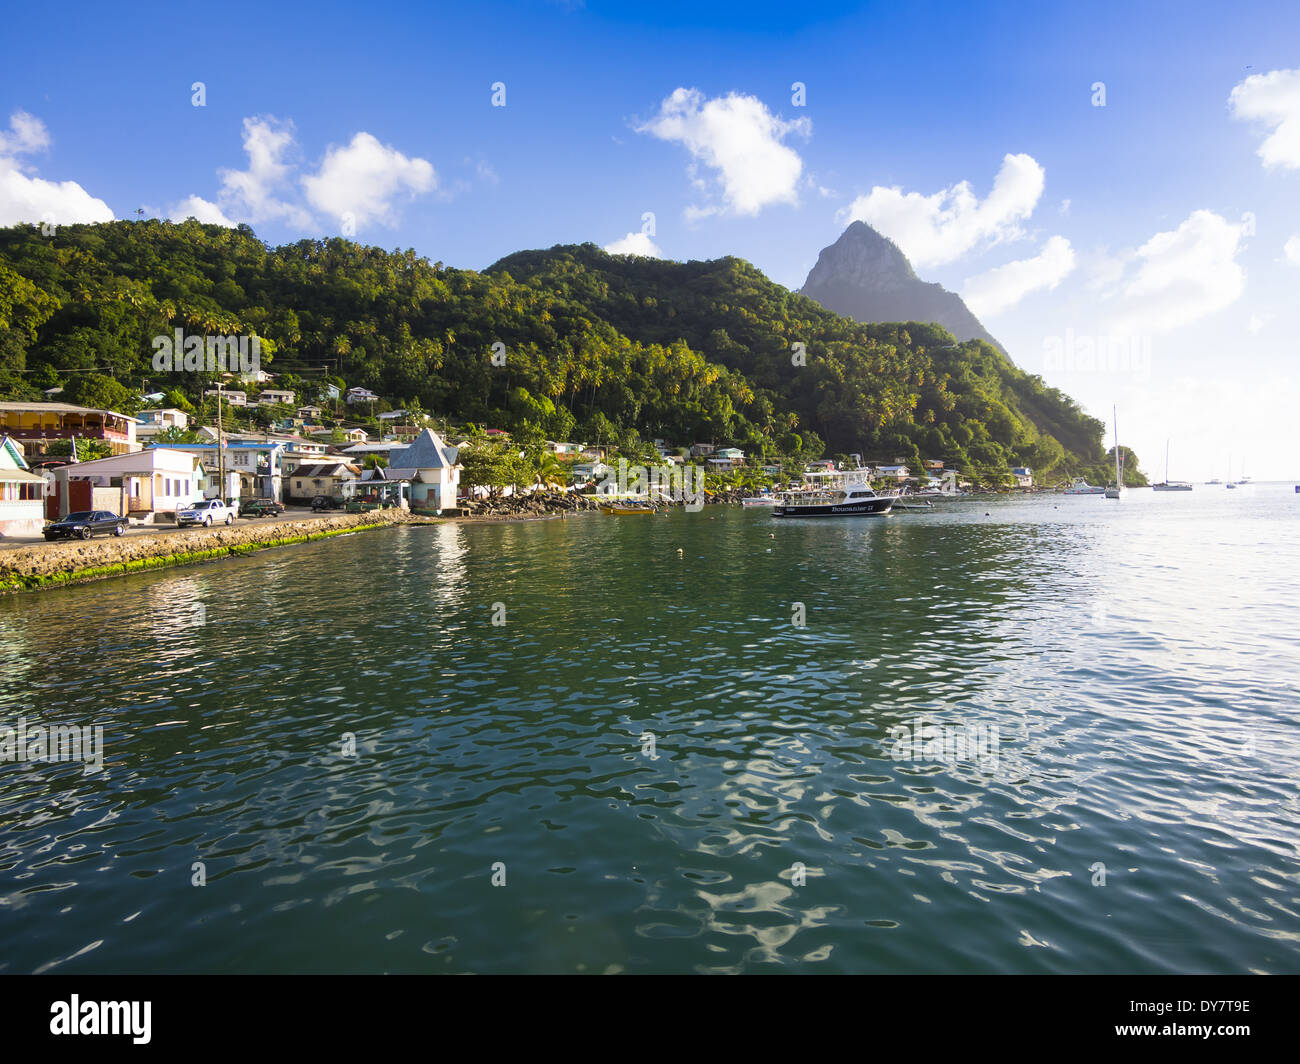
left=772, top=466, right=894, bottom=518
left=740, top=495, right=779, bottom=507
left=1064, top=477, right=1106, bottom=496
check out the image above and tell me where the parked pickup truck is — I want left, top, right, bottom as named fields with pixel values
left=177, top=498, right=236, bottom=527
left=238, top=498, right=285, bottom=517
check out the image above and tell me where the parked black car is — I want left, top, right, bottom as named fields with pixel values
left=44, top=510, right=127, bottom=541
left=238, top=498, right=286, bottom=517
left=311, top=495, right=343, bottom=512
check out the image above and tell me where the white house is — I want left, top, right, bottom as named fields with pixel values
left=156, top=440, right=285, bottom=501
left=135, top=408, right=190, bottom=441
left=572, top=461, right=613, bottom=485
left=51, top=447, right=203, bottom=521
left=258, top=389, right=296, bottom=406
left=385, top=428, right=461, bottom=512
left=346, top=387, right=379, bottom=404
left=203, top=389, right=247, bottom=406
left=876, top=464, right=910, bottom=482
left=1012, top=466, right=1033, bottom=488
left=0, top=436, right=47, bottom=537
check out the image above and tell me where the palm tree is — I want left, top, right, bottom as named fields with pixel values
left=533, top=452, right=568, bottom=490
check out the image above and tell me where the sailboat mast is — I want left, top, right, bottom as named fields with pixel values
left=1114, top=407, right=1121, bottom=485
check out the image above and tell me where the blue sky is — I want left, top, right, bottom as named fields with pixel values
left=2, top=0, right=1298, bottom=477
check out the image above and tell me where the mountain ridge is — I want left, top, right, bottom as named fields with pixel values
left=0, top=220, right=1115, bottom=482
left=800, top=221, right=1006, bottom=354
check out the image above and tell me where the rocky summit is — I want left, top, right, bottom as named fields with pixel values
left=800, top=221, right=1006, bottom=353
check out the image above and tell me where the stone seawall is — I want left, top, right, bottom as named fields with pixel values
left=0, top=509, right=413, bottom=594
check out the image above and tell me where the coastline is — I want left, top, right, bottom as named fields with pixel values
left=0, top=510, right=410, bottom=595
left=0, top=506, right=607, bottom=595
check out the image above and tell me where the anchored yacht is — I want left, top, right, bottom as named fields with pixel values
left=772, top=466, right=895, bottom=518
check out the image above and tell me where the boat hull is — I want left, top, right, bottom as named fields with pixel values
left=773, top=497, right=894, bottom=517
left=1152, top=483, right=1193, bottom=491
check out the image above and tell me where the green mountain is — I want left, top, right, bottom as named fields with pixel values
left=0, top=219, right=1120, bottom=483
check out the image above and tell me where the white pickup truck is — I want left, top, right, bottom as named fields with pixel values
left=177, top=498, right=236, bottom=527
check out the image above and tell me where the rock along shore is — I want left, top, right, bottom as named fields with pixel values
left=0, top=509, right=413, bottom=595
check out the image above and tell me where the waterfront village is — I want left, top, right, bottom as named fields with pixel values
left=0, top=373, right=1038, bottom=542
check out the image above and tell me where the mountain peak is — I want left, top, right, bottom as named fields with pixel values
left=800, top=222, right=1004, bottom=353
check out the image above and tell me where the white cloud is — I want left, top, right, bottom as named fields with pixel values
left=1247, top=313, right=1270, bottom=334
left=962, top=235, right=1076, bottom=317
left=1284, top=234, right=1300, bottom=265
left=604, top=231, right=662, bottom=257
left=301, top=132, right=435, bottom=229
left=840, top=153, right=1045, bottom=267
left=637, top=88, right=810, bottom=217
left=1108, top=210, right=1246, bottom=335
left=215, top=116, right=312, bottom=228
left=1229, top=68, right=1300, bottom=170
left=0, top=111, right=50, bottom=155
left=174, top=117, right=436, bottom=233
left=170, top=194, right=235, bottom=227
left=0, top=110, right=113, bottom=226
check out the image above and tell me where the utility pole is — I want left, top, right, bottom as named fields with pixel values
left=216, top=380, right=226, bottom=502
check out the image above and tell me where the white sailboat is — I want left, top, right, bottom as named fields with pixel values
left=1152, top=439, right=1192, bottom=491
left=1104, top=407, right=1125, bottom=499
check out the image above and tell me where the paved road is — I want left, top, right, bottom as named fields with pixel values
left=0, top=507, right=344, bottom=551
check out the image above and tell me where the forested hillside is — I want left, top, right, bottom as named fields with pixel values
left=0, top=220, right=1117, bottom=482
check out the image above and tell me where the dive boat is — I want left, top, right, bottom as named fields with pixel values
left=772, top=466, right=894, bottom=518
left=1064, top=477, right=1106, bottom=495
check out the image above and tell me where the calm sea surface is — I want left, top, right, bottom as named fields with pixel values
left=2, top=485, right=1298, bottom=973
